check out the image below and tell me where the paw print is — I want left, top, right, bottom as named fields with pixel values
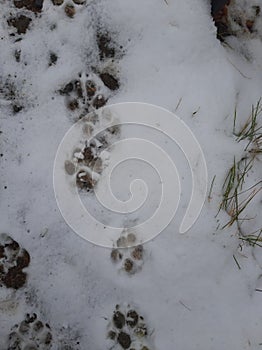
left=59, top=69, right=120, bottom=114
left=64, top=111, right=120, bottom=192
left=0, top=233, right=30, bottom=290
left=51, top=0, right=86, bottom=19
left=8, top=313, right=52, bottom=350
left=107, top=304, right=153, bottom=350
left=110, top=232, right=145, bottom=275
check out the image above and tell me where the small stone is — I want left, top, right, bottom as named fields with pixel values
left=65, top=4, right=76, bottom=18
left=117, top=332, right=131, bottom=349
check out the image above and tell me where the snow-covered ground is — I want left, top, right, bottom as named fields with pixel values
left=0, top=0, right=262, bottom=349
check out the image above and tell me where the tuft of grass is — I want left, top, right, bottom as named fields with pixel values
left=219, top=99, right=262, bottom=244
left=234, top=98, right=262, bottom=153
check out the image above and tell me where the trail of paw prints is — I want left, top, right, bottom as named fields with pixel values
left=110, top=232, right=145, bottom=276
left=64, top=110, right=120, bottom=193
left=107, top=304, right=154, bottom=350
left=0, top=233, right=30, bottom=290
left=7, top=313, right=53, bottom=350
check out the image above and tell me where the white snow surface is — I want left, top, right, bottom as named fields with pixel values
left=0, top=0, right=262, bottom=349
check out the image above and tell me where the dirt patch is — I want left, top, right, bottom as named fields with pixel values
left=0, top=233, right=30, bottom=289
left=8, top=15, right=32, bottom=35
left=14, top=0, right=44, bottom=12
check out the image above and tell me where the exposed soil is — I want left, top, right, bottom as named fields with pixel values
left=14, top=0, right=44, bottom=13
left=8, top=15, right=32, bottom=35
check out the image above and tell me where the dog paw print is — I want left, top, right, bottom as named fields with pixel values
left=59, top=69, right=120, bottom=114
left=64, top=111, right=120, bottom=192
left=0, top=233, right=30, bottom=290
left=110, top=232, right=145, bottom=275
left=8, top=313, right=52, bottom=350
left=107, top=304, right=153, bottom=350
left=51, top=0, right=86, bottom=19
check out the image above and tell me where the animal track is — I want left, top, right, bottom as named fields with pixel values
left=111, top=232, right=145, bottom=275
left=107, top=304, right=153, bottom=350
left=60, top=69, right=120, bottom=114
left=64, top=110, right=120, bottom=192
left=8, top=313, right=52, bottom=350
left=0, top=233, right=30, bottom=290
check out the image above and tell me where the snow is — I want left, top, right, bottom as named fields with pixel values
left=0, top=0, right=262, bottom=349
